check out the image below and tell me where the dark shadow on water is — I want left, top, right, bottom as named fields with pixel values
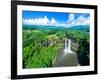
left=53, top=48, right=89, bottom=67
left=77, top=53, right=89, bottom=66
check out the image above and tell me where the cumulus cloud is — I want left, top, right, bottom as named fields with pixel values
left=23, top=14, right=90, bottom=27
left=23, top=16, right=50, bottom=25
left=72, top=16, right=90, bottom=26
left=23, top=16, right=59, bottom=26
left=68, top=13, right=75, bottom=21
left=50, top=18, right=57, bottom=24
left=66, top=13, right=90, bottom=27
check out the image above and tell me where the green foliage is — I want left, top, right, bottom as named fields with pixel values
left=23, top=29, right=63, bottom=68
left=56, top=31, right=66, bottom=40
left=67, top=30, right=89, bottom=55
left=23, top=28, right=90, bottom=68
left=66, top=30, right=89, bottom=42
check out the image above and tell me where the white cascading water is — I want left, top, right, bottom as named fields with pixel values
left=67, top=39, right=72, bottom=53
left=64, top=39, right=72, bottom=54
left=64, top=38, right=67, bottom=53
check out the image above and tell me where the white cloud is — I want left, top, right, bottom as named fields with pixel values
left=72, top=16, right=90, bottom=26
left=50, top=18, right=57, bottom=24
left=23, top=14, right=90, bottom=27
left=65, top=13, right=75, bottom=27
left=68, top=13, right=75, bottom=21
left=23, top=16, right=59, bottom=26
left=23, top=16, right=50, bottom=25
left=66, top=14, right=90, bottom=27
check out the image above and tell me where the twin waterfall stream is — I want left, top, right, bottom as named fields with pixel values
left=53, top=38, right=79, bottom=67
left=64, top=39, right=72, bottom=54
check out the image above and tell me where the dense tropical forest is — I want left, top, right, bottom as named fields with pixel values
left=23, top=25, right=89, bottom=68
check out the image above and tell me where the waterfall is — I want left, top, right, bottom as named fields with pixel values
left=64, top=39, right=72, bottom=54
left=67, top=39, right=71, bottom=52
left=64, top=38, right=67, bottom=53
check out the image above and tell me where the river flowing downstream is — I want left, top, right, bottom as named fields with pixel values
left=53, top=39, right=79, bottom=67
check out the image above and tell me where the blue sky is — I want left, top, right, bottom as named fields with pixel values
left=23, top=11, right=68, bottom=23
left=23, top=11, right=90, bottom=27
